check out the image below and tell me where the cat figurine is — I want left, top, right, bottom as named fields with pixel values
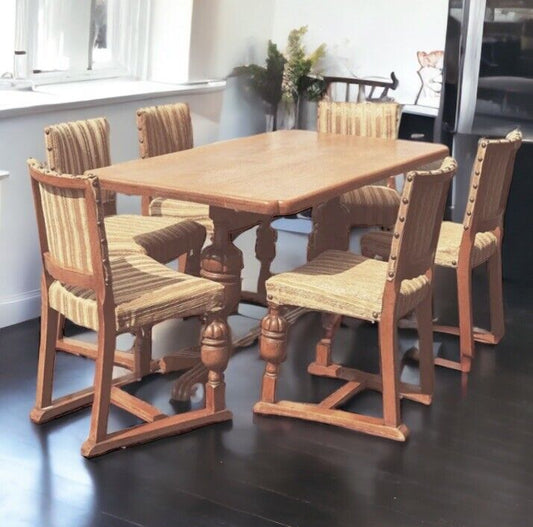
left=415, top=50, right=444, bottom=107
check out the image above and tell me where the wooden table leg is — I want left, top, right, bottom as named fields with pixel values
left=200, top=207, right=245, bottom=316
left=170, top=207, right=257, bottom=400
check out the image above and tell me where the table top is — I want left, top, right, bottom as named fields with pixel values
left=91, top=130, right=448, bottom=216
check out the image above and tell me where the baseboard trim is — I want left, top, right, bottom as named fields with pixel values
left=0, top=290, right=41, bottom=328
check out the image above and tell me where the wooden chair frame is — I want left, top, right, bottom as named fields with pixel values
left=28, top=162, right=232, bottom=457
left=432, top=131, right=522, bottom=372
left=361, top=131, right=522, bottom=372
left=255, top=160, right=456, bottom=440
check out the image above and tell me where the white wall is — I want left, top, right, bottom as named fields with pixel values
left=189, top=0, right=277, bottom=139
left=189, top=0, right=276, bottom=80
left=148, top=0, right=194, bottom=83
left=271, top=0, right=448, bottom=104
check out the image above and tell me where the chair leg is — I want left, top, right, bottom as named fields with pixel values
left=201, top=317, right=232, bottom=413
left=486, top=249, right=505, bottom=344
left=258, top=306, right=288, bottom=404
left=184, top=233, right=205, bottom=276
left=255, top=305, right=408, bottom=441
left=378, top=312, right=401, bottom=427
left=82, top=319, right=116, bottom=452
left=133, top=326, right=152, bottom=379
left=30, top=303, right=60, bottom=423
left=56, top=314, right=66, bottom=341
left=81, top=315, right=233, bottom=458
left=456, top=264, right=474, bottom=373
left=414, top=294, right=434, bottom=401
left=310, top=313, right=341, bottom=369
left=177, top=253, right=188, bottom=273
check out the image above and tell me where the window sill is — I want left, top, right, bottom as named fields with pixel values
left=0, top=78, right=226, bottom=118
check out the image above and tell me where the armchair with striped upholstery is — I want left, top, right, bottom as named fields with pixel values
left=44, top=117, right=207, bottom=378
left=28, top=160, right=232, bottom=457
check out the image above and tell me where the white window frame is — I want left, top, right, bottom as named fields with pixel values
left=14, top=0, right=151, bottom=85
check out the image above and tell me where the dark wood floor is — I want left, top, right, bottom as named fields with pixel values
left=1, top=230, right=532, bottom=526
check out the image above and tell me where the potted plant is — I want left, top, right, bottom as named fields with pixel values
left=233, top=41, right=286, bottom=131
left=280, top=26, right=326, bottom=129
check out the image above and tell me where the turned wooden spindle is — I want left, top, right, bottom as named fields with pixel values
left=259, top=307, right=288, bottom=404
left=201, top=317, right=231, bottom=412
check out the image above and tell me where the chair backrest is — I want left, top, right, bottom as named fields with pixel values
left=136, top=102, right=193, bottom=159
left=317, top=101, right=402, bottom=187
left=463, top=129, right=522, bottom=235
left=317, top=101, right=401, bottom=139
left=44, top=117, right=116, bottom=215
left=28, top=159, right=112, bottom=296
left=386, top=157, right=457, bottom=285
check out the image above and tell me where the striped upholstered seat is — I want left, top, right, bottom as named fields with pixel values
left=147, top=198, right=212, bottom=232
left=317, top=101, right=402, bottom=228
left=105, top=214, right=206, bottom=262
left=136, top=102, right=213, bottom=233
left=44, top=117, right=206, bottom=265
left=360, top=130, right=522, bottom=372
left=361, top=222, right=498, bottom=269
left=266, top=250, right=430, bottom=322
left=255, top=159, right=456, bottom=442
left=49, top=253, right=222, bottom=332
left=28, top=161, right=232, bottom=457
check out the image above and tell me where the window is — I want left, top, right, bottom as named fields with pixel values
left=1, top=0, right=194, bottom=87
left=0, top=0, right=16, bottom=78
left=13, top=0, right=150, bottom=83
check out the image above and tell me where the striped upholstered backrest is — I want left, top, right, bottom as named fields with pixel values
left=386, top=158, right=456, bottom=284
left=317, top=101, right=401, bottom=139
left=28, top=159, right=109, bottom=279
left=463, top=129, right=522, bottom=234
left=136, top=102, right=193, bottom=159
left=44, top=118, right=115, bottom=215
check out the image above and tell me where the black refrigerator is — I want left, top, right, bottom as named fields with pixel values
left=435, top=0, right=533, bottom=282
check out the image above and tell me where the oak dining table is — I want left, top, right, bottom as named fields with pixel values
left=90, top=129, right=448, bottom=399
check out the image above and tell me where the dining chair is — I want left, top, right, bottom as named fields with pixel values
left=44, top=117, right=206, bottom=377
left=44, top=117, right=206, bottom=271
left=255, top=158, right=456, bottom=440
left=316, top=101, right=403, bottom=229
left=28, top=160, right=232, bottom=457
left=136, top=102, right=213, bottom=233
left=360, top=130, right=522, bottom=372
left=136, top=102, right=278, bottom=304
